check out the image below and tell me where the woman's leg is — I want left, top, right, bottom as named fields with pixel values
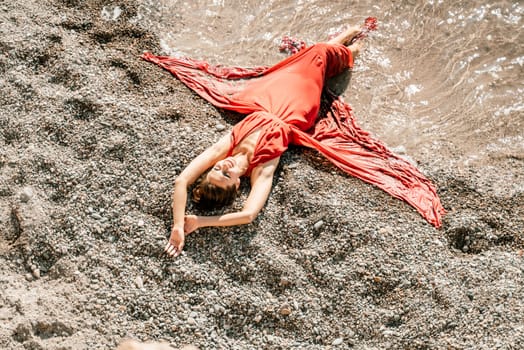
left=347, top=39, right=365, bottom=58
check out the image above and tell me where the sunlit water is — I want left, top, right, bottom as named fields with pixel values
left=124, top=0, right=523, bottom=193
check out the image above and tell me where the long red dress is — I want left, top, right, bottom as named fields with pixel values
left=142, top=43, right=446, bottom=228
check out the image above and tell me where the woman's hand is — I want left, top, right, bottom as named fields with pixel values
left=164, top=216, right=199, bottom=258
left=184, top=215, right=200, bottom=234
left=165, top=225, right=185, bottom=257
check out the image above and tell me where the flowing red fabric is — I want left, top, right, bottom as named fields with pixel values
left=142, top=41, right=445, bottom=228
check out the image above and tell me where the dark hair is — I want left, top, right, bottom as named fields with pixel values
left=192, top=174, right=238, bottom=209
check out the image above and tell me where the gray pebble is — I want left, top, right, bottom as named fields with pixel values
left=135, top=276, right=144, bottom=289
left=20, top=187, right=33, bottom=203
left=216, top=123, right=226, bottom=131
left=332, top=338, right=343, bottom=346
left=392, top=145, right=407, bottom=155
left=91, top=213, right=102, bottom=220
left=314, top=220, right=324, bottom=230
left=379, top=226, right=393, bottom=234
left=213, top=304, right=224, bottom=314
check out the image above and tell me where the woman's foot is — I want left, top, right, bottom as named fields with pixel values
left=342, top=25, right=362, bottom=45
left=328, top=25, right=361, bottom=46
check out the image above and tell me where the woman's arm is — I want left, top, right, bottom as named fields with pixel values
left=166, top=133, right=232, bottom=257
left=184, top=156, right=280, bottom=232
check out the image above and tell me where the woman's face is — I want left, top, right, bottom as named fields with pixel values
left=206, top=157, right=242, bottom=189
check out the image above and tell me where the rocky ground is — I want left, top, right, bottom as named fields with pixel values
left=1, top=0, right=523, bottom=349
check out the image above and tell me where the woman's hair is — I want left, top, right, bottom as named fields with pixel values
left=192, top=173, right=238, bottom=209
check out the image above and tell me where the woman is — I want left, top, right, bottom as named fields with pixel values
left=142, top=21, right=445, bottom=258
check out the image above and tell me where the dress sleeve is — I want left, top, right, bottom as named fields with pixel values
left=324, top=43, right=354, bottom=78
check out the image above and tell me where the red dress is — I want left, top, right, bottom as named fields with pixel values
left=142, top=43, right=446, bottom=228
left=226, top=43, right=353, bottom=175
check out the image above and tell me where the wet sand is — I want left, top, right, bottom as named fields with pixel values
left=0, top=1, right=523, bottom=349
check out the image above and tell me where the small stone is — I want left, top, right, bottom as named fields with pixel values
left=20, top=187, right=33, bottom=203
left=313, top=220, right=324, bottom=230
left=91, top=213, right=102, bottom=220
left=187, top=317, right=196, bottom=326
left=254, top=315, right=262, bottom=323
left=392, top=145, right=407, bottom=154
left=279, top=276, right=291, bottom=287
left=32, top=269, right=40, bottom=279
left=216, top=123, right=226, bottom=131
left=135, top=276, right=143, bottom=289
left=213, top=304, right=223, bottom=314
left=137, top=219, right=144, bottom=227
left=379, top=226, right=393, bottom=234
left=332, top=337, right=343, bottom=346
left=180, top=346, right=199, bottom=350
left=25, top=273, right=33, bottom=282
left=399, top=278, right=411, bottom=288
left=279, top=304, right=292, bottom=316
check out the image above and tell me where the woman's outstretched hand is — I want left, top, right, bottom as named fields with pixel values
left=165, top=225, right=185, bottom=257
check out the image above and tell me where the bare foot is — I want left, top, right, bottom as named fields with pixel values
left=328, top=25, right=361, bottom=46
left=342, top=25, right=362, bottom=45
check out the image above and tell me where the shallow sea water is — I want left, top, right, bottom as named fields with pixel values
left=130, top=0, right=523, bottom=193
